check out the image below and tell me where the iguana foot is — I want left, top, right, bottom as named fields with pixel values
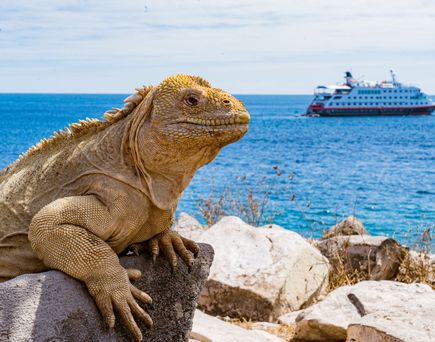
left=130, top=231, right=199, bottom=272
left=86, top=265, right=152, bottom=342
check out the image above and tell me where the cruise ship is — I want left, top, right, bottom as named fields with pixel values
left=306, top=70, right=435, bottom=117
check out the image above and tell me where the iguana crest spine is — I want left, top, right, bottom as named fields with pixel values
left=16, top=86, right=152, bottom=162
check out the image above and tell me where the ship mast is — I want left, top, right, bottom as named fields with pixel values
left=390, top=69, right=398, bottom=86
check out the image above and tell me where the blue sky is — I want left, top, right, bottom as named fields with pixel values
left=0, top=0, right=434, bottom=94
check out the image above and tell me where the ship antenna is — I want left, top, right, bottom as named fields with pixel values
left=390, top=69, right=397, bottom=85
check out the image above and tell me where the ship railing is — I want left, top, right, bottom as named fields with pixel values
left=314, top=87, right=334, bottom=95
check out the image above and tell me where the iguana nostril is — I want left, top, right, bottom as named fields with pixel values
left=223, top=100, right=230, bottom=105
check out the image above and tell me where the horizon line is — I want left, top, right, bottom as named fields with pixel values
left=0, top=92, right=313, bottom=96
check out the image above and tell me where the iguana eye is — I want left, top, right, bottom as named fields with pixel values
left=185, top=95, right=199, bottom=106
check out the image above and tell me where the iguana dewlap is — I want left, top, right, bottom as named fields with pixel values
left=0, top=75, right=250, bottom=341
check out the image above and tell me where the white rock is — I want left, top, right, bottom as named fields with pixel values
left=193, top=216, right=330, bottom=320
left=174, top=212, right=206, bottom=241
left=191, top=310, right=284, bottom=342
left=250, top=321, right=282, bottom=331
left=278, top=309, right=304, bottom=325
left=294, top=280, right=435, bottom=342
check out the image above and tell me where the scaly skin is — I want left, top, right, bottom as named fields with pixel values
left=0, top=75, right=250, bottom=341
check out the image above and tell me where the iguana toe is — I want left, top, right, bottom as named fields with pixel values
left=180, top=235, right=200, bottom=258
left=126, top=268, right=142, bottom=281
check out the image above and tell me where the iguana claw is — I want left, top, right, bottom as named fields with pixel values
left=147, top=230, right=199, bottom=272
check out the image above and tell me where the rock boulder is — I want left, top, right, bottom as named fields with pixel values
left=316, top=235, right=407, bottom=280
left=177, top=216, right=330, bottom=321
left=294, top=280, right=435, bottom=342
left=0, top=244, right=214, bottom=342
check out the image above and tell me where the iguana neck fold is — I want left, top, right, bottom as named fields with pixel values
left=120, top=107, right=219, bottom=210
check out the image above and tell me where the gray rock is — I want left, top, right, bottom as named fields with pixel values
left=321, top=216, right=368, bottom=240
left=294, top=280, right=435, bottom=342
left=316, top=235, right=388, bottom=259
left=316, top=235, right=407, bottom=280
left=0, top=243, right=214, bottom=342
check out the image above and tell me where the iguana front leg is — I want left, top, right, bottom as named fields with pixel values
left=130, top=230, right=199, bottom=271
left=28, top=195, right=152, bottom=342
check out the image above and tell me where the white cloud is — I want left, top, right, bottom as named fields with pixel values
left=0, top=0, right=434, bottom=93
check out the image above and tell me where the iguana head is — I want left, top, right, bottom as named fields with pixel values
left=127, top=74, right=250, bottom=209
left=152, top=74, right=250, bottom=148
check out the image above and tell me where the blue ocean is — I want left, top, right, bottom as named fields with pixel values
left=0, top=94, right=434, bottom=242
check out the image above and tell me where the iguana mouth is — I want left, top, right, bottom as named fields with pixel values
left=181, top=113, right=250, bottom=126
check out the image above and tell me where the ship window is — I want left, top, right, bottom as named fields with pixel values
left=333, top=96, right=342, bottom=99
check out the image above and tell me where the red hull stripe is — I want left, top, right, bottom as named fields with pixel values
left=324, top=105, right=435, bottom=111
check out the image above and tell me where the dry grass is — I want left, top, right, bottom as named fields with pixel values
left=221, top=317, right=296, bottom=341
left=395, top=221, right=434, bottom=288
left=396, top=251, right=434, bottom=287
left=325, top=246, right=371, bottom=293
left=198, top=186, right=271, bottom=227
left=198, top=167, right=288, bottom=227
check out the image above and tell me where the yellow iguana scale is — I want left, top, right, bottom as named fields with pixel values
left=0, top=74, right=250, bottom=341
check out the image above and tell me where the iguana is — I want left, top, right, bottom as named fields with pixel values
left=0, top=74, right=250, bottom=341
